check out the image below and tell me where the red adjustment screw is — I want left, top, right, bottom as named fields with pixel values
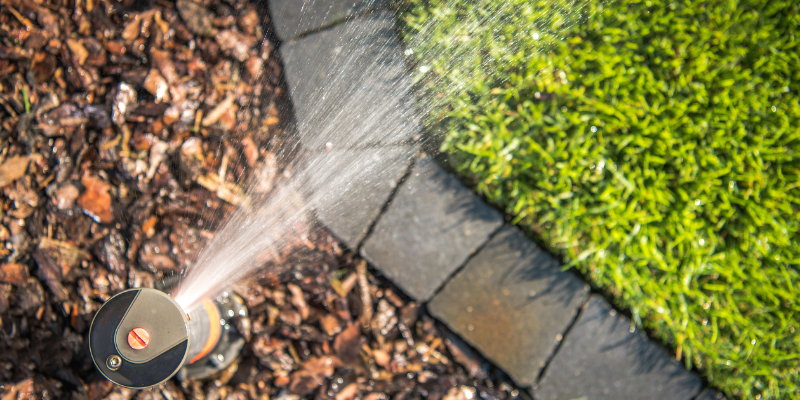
left=127, top=327, right=150, bottom=350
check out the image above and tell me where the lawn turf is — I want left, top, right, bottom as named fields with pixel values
left=399, top=0, right=800, bottom=397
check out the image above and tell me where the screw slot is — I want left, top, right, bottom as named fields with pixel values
left=106, top=355, right=122, bottom=371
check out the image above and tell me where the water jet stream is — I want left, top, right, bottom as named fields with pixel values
left=172, top=0, right=590, bottom=311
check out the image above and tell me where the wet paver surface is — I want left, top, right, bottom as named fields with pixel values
left=270, top=0, right=388, bottom=41
left=428, top=226, right=589, bottom=386
left=279, top=11, right=419, bottom=151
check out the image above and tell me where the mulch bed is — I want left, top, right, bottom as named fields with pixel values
left=0, top=0, right=524, bottom=399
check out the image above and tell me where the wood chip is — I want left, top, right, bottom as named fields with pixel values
left=202, top=94, right=234, bottom=126
left=77, top=174, right=113, bottom=223
left=0, top=156, right=29, bottom=189
left=0, top=263, right=29, bottom=286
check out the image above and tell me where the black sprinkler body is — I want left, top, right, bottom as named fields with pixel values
left=88, top=288, right=247, bottom=389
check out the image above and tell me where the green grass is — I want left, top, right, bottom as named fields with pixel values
left=399, top=0, right=800, bottom=397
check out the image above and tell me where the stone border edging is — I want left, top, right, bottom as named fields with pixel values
left=268, top=1, right=725, bottom=399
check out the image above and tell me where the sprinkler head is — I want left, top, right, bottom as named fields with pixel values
left=89, top=288, right=248, bottom=389
left=89, top=288, right=190, bottom=389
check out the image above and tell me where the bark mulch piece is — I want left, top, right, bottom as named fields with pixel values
left=0, top=0, right=526, bottom=399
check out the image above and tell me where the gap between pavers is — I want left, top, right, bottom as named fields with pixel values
left=361, top=157, right=504, bottom=301
left=269, top=1, right=718, bottom=397
left=293, top=145, right=415, bottom=248
left=270, top=0, right=389, bottom=41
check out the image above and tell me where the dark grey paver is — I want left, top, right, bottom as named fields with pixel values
left=303, top=145, right=414, bottom=248
left=694, top=389, right=727, bottom=400
left=428, top=226, right=589, bottom=387
left=268, top=0, right=388, bottom=41
left=535, top=295, right=702, bottom=400
left=361, top=157, right=503, bottom=301
left=279, top=11, right=419, bottom=151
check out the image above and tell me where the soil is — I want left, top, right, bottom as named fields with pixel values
left=0, top=0, right=525, bottom=399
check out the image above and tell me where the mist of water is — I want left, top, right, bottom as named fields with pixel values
left=172, top=0, right=591, bottom=310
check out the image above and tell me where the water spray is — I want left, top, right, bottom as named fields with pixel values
left=88, top=288, right=248, bottom=389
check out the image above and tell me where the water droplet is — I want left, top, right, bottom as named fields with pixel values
left=466, top=306, right=473, bottom=313
left=555, top=334, right=563, bottom=341
left=404, top=48, right=414, bottom=56
left=771, top=105, right=777, bottom=112
left=694, top=199, right=702, bottom=206
left=590, top=126, right=597, bottom=132
left=751, top=339, right=757, bottom=345
left=467, top=324, right=475, bottom=331
left=699, top=238, right=705, bottom=246
left=532, top=32, right=540, bottom=40
left=419, top=65, right=430, bottom=73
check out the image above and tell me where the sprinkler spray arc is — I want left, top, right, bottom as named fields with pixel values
left=88, top=288, right=248, bottom=389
